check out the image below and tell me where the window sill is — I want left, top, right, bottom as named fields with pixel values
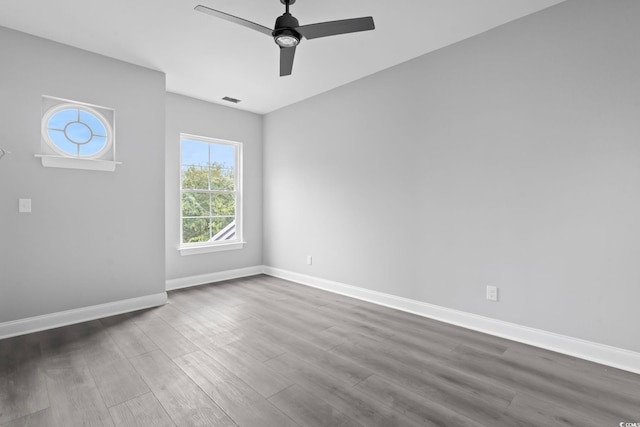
left=179, top=241, right=245, bottom=256
left=35, top=154, right=121, bottom=171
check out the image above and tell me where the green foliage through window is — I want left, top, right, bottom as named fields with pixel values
left=180, top=137, right=240, bottom=245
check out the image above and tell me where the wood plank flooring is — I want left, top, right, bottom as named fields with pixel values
left=1, top=274, right=639, bottom=426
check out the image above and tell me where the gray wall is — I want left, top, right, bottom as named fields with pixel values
left=264, top=0, right=640, bottom=352
left=0, top=27, right=166, bottom=322
left=165, top=93, right=263, bottom=281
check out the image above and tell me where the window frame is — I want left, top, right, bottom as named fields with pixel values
left=42, top=103, right=113, bottom=159
left=37, top=96, right=119, bottom=171
left=178, top=133, right=244, bottom=255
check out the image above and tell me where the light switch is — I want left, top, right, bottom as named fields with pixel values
left=19, top=198, right=31, bottom=213
left=486, top=285, right=498, bottom=302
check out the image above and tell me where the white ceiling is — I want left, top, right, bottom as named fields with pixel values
left=0, top=0, right=564, bottom=114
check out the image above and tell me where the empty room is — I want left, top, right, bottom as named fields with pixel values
left=1, top=0, right=639, bottom=426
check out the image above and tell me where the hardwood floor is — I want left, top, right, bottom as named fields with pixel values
left=1, top=274, right=639, bottom=426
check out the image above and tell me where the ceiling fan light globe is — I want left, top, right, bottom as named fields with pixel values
left=276, top=34, right=299, bottom=47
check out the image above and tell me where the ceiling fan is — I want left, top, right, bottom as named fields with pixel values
left=195, top=0, right=375, bottom=76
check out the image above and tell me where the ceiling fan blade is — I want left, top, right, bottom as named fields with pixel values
left=296, top=16, right=374, bottom=40
left=280, top=46, right=296, bottom=76
left=194, top=5, right=273, bottom=37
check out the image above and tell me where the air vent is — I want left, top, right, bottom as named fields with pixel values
left=222, top=96, right=241, bottom=104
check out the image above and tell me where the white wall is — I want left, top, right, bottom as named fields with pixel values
left=0, top=27, right=166, bottom=322
left=264, top=0, right=640, bottom=352
left=165, top=93, right=263, bottom=282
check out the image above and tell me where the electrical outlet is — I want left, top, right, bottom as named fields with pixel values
left=307, top=255, right=312, bottom=265
left=486, top=286, right=498, bottom=302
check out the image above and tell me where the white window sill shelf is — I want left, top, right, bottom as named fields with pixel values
left=35, top=154, right=121, bottom=171
left=179, top=241, right=245, bottom=256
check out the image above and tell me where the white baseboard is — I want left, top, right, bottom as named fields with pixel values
left=165, top=265, right=264, bottom=291
left=263, top=266, right=640, bottom=375
left=0, top=292, right=167, bottom=340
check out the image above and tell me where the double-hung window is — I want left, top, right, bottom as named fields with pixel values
left=179, top=134, right=243, bottom=255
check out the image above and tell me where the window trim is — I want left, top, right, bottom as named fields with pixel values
left=37, top=96, right=119, bottom=172
left=42, top=103, right=113, bottom=159
left=178, top=133, right=244, bottom=255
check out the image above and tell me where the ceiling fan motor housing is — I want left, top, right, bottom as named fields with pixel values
left=273, top=13, right=301, bottom=46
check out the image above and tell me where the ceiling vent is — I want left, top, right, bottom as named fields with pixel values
left=222, top=96, right=241, bottom=104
